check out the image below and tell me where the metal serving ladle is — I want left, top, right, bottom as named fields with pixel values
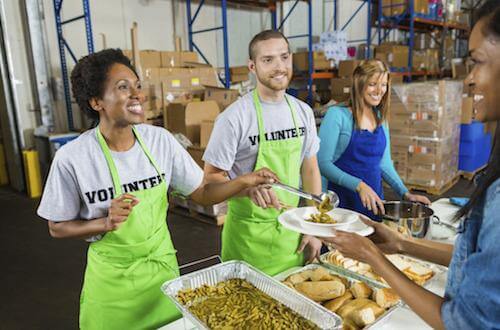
left=272, top=182, right=340, bottom=209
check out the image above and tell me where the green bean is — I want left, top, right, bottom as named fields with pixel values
left=176, top=279, right=319, bottom=329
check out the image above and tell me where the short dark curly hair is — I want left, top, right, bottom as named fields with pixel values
left=70, top=48, right=138, bottom=121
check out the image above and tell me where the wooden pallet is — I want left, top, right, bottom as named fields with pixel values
left=169, top=205, right=225, bottom=226
left=406, top=174, right=460, bottom=195
left=459, top=165, right=486, bottom=181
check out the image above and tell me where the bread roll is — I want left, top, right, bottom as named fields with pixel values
left=285, top=269, right=313, bottom=284
left=361, top=300, right=385, bottom=318
left=336, top=298, right=373, bottom=319
left=295, top=280, right=346, bottom=302
left=350, top=307, right=376, bottom=327
left=350, top=282, right=373, bottom=299
left=310, top=267, right=335, bottom=281
left=373, top=288, right=400, bottom=309
left=323, top=291, right=353, bottom=312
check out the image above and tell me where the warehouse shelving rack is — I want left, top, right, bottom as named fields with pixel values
left=186, top=0, right=313, bottom=100
left=332, top=0, right=373, bottom=58
left=376, top=1, right=469, bottom=81
left=53, top=0, right=95, bottom=131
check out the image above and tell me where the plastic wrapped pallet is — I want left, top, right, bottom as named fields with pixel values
left=388, top=80, right=462, bottom=192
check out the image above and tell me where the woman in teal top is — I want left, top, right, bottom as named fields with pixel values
left=318, top=59, right=430, bottom=218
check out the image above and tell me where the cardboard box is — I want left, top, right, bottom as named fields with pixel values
left=162, top=87, right=205, bottom=106
left=412, top=51, right=427, bottom=70
left=160, top=51, right=198, bottom=67
left=338, top=60, right=361, bottom=78
left=160, top=67, right=218, bottom=90
left=381, top=0, right=393, bottom=16
left=389, top=117, right=411, bottom=135
left=230, top=66, right=249, bottom=75
left=330, top=78, right=352, bottom=102
left=452, top=59, right=468, bottom=78
left=294, top=51, right=333, bottom=71
left=425, top=49, right=439, bottom=72
left=142, top=68, right=162, bottom=110
left=139, top=50, right=161, bottom=68
left=164, top=100, right=220, bottom=144
left=413, top=33, right=431, bottom=50
left=187, top=145, right=205, bottom=168
left=375, top=44, right=409, bottom=68
left=231, top=73, right=249, bottom=83
left=200, top=120, right=215, bottom=148
left=204, top=86, right=239, bottom=109
left=391, top=0, right=429, bottom=16
left=461, top=96, right=474, bottom=124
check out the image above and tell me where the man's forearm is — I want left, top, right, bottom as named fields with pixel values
left=301, top=160, right=322, bottom=206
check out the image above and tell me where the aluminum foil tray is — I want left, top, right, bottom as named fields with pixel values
left=275, top=264, right=402, bottom=329
left=161, top=260, right=342, bottom=329
left=319, top=252, right=447, bottom=291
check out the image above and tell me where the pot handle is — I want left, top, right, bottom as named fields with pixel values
left=432, top=215, right=441, bottom=225
left=432, top=215, right=457, bottom=234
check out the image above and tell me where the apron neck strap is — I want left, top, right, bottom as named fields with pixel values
left=96, top=125, right=164, bottom=196
left=252, top=89, right=300, bottom=142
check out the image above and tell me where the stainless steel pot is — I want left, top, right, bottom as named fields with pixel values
left=382, top=201, right=456, bottom=239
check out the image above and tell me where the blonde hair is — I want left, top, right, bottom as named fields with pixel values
left=349, top=59, right=391, bottom=128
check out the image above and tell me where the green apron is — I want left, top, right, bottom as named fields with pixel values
left=79, top=126, right=181, bottom=329
left=221, top=90, right=304, bottom=276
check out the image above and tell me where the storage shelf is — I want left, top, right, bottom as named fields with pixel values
left=380, top=17, right=469, bottom=33
left=391, top=70, right=439, bottom=77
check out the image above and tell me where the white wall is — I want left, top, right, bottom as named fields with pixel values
left=1, top=0, right=38, bottom=148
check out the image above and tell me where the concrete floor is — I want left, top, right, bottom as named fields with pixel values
left=0, top=179, right=474, bottom=329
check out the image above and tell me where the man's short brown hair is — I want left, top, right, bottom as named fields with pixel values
left=248, top=30, right=290, bottom=60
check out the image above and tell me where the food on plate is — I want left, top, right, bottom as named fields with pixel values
left=282, top=267, right=401, bottom=329
left=350, top=282, right=373, bottom=299
left=325, top=250, right=435, bottom=286
left=373, top=288, right=400, bottom=309
left=307, top=212, right=338, bottom=224
left=176, top=279, right=319, bottom=329
left=306, top=196, right=337, bottom=224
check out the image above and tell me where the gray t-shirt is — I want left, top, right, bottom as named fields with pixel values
left=203, top=91, right=320, bottom=179
left=37, top=124, right=203, bottom=226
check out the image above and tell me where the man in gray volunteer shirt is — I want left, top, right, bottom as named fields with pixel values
left=203, top=30, right=323, bottom=275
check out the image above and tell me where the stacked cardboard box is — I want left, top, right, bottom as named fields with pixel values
left=293, top=51, right=333, bottom=71
left=328, top=60, right=361, bottom=103
left=229, top=66, right=250, bottom=84
left=382, top=0, right=428, bottom=17
left=123, top=49, right=220, bottom=121
left=375, top=44, right=409, bottom=69
left=389, top=80, right=462, bottom=191
left=165, top=100, right=227, bottom=219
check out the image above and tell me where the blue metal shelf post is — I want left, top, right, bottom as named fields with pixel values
left=53, top=0, right=95, bottom=131
left=186, top=0, right=231, bottom=87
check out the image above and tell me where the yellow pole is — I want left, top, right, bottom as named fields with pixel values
left=22, top=150, right=42, bottom=198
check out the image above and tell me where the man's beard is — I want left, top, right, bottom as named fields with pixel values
left=255, top=69, right=292, bottom=91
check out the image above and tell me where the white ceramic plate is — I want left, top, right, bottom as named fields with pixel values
left=278, top=207, right=374, bottom=237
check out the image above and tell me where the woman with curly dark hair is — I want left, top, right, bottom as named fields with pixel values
left=36, top=48, right=277, bottom=329
left=322, top=1, right=500, bottom=329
